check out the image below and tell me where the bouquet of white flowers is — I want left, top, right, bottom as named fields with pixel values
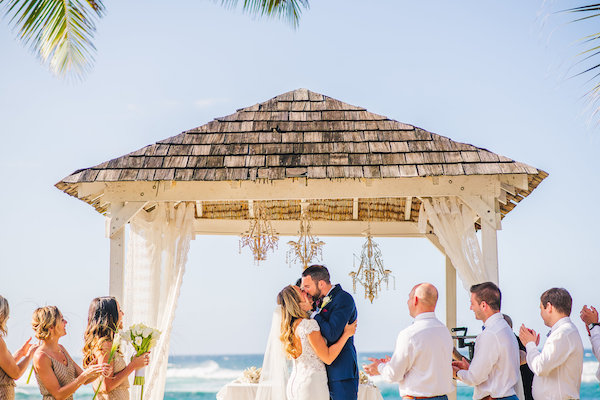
left=121, top=323, right=161, bottom=394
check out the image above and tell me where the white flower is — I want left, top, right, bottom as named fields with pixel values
left=321, top=296, right=332, bottom=308
left=142, top=327, right=153, bottom=338
left=134, top=337, right=143, bottom=347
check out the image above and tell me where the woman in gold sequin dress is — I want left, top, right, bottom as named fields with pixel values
left=32, top=306, right=109, bottom=400
left=0, top=295, right=38, bottom=400
left=83, top=297, right=149, bottom=400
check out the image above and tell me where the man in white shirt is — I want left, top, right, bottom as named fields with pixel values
left=363, top=283, right=453, bottom=400
left=520, top=288, right=583, bottom=400
left=580, top=305, right=600, bottom=382
left=452, top=282, right=522, bottom=400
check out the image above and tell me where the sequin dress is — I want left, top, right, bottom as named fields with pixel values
left=95, top=352, right=130, bottom=400
left=35, top=348, right=77, bottom=400
left=0, top=365, right=15, bottom=400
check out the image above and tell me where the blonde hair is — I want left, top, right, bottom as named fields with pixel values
left=277, top=285, right=309, bottom=359
left=0, top=296, right=9, bottom=337
left=32, top=306, right=62, bottom=341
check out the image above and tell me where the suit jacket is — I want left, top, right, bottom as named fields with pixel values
left=314, top=284, right=358, bottom=382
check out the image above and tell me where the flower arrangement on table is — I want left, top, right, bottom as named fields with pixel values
left=359, top=370, right=376, bottom=387
left=121, top=323, right=161, bottom=399
left=237, top=366, right=262, bottom=384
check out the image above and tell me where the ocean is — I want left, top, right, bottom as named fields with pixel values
left=14, top=352, right=600, bottom=399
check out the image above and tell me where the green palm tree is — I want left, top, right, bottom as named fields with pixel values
left=0, top=0, right=308, bottom=79
left=565, top=4, right=600, bottom=118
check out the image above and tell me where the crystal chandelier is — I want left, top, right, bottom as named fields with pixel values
left=349, top=231, right=395, bottom=303
left=239, top=203, right=279, bottom=264
left=287, top=212, right=325, bottom=269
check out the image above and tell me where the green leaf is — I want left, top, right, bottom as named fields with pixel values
left=219, top=0, right=309, bottom=28
left=0, top=0, right=105, bottom=79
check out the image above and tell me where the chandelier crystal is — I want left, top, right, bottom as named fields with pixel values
left=287, top=213, right=325, bottom=269
left=349, top=231, right=395, bottom=303
left=239, top=204, right=279, bottom=264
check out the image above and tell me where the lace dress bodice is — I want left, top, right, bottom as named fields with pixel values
left=294, top=319, right=325, bottom=374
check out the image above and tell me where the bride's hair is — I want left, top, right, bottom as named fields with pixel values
left=277, top=285, right=309, bottom=359
left=83, top=296, right=120, bottom=368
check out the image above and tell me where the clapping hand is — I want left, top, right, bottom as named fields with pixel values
left=363, top=356, right=390, bottom=376
left=581, top=305, right=598, bottom=334
left=451, top=357, right=469, bottom=379
left=519, top=324, right=540, bottom=346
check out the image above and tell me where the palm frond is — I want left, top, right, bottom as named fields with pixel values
left=0, top=0, right=105, bottom=79
left=561, top=3, right=600, bottom=122
left=220, top=0, right=309, bottom=28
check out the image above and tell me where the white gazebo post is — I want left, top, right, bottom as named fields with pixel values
left=107, top=201, right=147, bottom=304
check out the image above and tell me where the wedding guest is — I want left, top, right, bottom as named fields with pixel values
left=520, top=288, right=583, bottom=400
left=0, top=295, right=38, bottom=400
left=503, top=314, right=533, bottom=400
left=32, top=306, right=108, bottom=400
left=83, top=297, right=149, bottom=400
left=580, top=304, right=600, bottom=382
left=364, top=283, right=453, bottom=399
left=452, top=282, right=522, bottom=400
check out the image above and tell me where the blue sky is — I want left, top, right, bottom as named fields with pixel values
left=1, top=0, right=599, bottom=355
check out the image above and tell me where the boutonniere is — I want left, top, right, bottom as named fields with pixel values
left=321, top=295, right=332, bottom=309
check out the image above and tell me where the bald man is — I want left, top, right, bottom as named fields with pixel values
left=364, top=283, right=453, bottom=400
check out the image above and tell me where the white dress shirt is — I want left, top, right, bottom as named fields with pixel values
left=456, top=312, right=521, bottom=400
left=590, top=325, right=600, bottom=381
left=377, top=312, right=453, bottom=397
left=526, top=317, right=583, bottom=400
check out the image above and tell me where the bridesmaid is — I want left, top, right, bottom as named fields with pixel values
left=83, top=297, right=149, bottom=400
left=32, top=306, right=108, bottom=400
left=0, top=295, right=38, bottom=400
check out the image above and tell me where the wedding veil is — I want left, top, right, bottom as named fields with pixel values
left=255, top=306, right=290, bottom=400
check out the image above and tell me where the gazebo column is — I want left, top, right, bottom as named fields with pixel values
left=106, top=201, right=148, bottom=303
left=109, top=228, right=126, bottom=303
left=445, top=256, right=456, bottom=329
left=481, top=223, right=499, bottom=284
left=446, top=256, right=458, bottom=400
left=481, top=195, right=501, bottom=285
left=460, top=194, right=502, bottom=285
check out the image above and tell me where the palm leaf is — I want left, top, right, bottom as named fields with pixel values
left=563, top=3, right=600, bottom=121
left=0, top=0, right=105, bottom=79
left=220, top=0, right=309, bottom=28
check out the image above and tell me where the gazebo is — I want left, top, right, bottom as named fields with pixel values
left=56, top=88, right=547, bottom=400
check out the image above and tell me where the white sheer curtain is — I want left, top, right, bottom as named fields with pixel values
left=418, top=196, right=496, bottom=289
left=123, top=202, right=195, bottom=400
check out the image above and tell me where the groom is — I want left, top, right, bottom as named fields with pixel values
left=301, top=265, right=359, bottom=400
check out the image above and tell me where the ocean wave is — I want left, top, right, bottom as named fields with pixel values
left=166, top=360, right=242, bottom=380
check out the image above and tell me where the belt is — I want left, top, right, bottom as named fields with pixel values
left=480, top=396, right=518, bottom=400
left=403, top=396, right=448, bottom=400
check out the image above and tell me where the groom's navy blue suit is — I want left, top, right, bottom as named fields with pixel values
left=313, top=284, right=359, bottom=400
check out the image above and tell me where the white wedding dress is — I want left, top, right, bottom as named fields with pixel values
left=286, top=319, right=329, bottom=400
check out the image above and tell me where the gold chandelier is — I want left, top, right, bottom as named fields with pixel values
left=287, top=212, right=325, bottom=269
left=349, top=230, right=395, bottom=303
left=239, top=203, right=279, bottom=264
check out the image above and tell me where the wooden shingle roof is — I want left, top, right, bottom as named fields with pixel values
left=59, top=88, right=546, bottom=183
left=56, top=89, right=547, bottom=217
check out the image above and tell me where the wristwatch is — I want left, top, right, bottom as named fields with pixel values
left=588, top=322, right=600, bottom=331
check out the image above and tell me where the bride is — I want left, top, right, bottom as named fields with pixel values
left=276, top=285, right=356, bottom=400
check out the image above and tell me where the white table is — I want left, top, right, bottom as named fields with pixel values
left=216, top=382, right=383, bottom=400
